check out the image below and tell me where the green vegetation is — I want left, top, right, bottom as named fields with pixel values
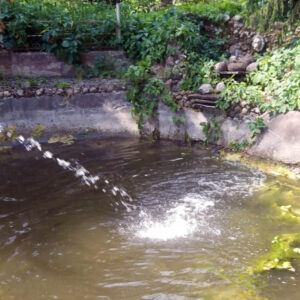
left=246, top=0, right=300, bottom=31
left=124, top=62, right=180, bottom=130
left=247, top=117, right=266, bottom=139
left=1, top=0, right=118, bottom=64
left=85, top=54, right=124, bottom=78
left=228, top=139, right=249, bottom=152
left=200, top=118, right=221, bottom=145
left=53, top=81, right=71, bottom=89
left=0, top=0, right=299, bottom=131
left=121, top=1, right=239, bottom=127
left=217, top=40, right=300, bottom=114
left=250, top=233, right=300, bottom=274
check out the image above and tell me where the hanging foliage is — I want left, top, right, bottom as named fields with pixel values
left=246, top=0, right=300, bottom=31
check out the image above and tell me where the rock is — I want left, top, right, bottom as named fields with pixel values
left=227, top=62, right=247, bottom=72
left=246, top=62, right=258, bottom=72
left=234, top=29, right=239, bottom=37
left=241, top=44, right=249, bottom=51
left=3, top=91, right=11, bottom=98
left=73, top=87, right=81, bottom=94
left=66, top=88, right=73, bottom=96
left=215, top=82, right=226, bottom=93
left=239, top=54, right=255, bottom=66
left=214, top=61, right=227, bottom=72
left=164, top=79, right=172, bottom=90
left=106, top=85, right=113, bottom=93
left=233, top=15, right=243, bottom=22
left=234, top=106, right=241, bottom=113
left=229, top=56, right=238, bottom=62
left=171, top=84, right=179, bottom=93
left=240, top=31, right=249, bottom=39
left=224, top=14, right=230, bottom=22
left=241, top=108, right=248, bottom=115
left=89, top=87, right=97, bottom=93
left=16, top=89, right=24, bottom=97
left=82, top=87, right=89, bottom=94
left=253, top=107, right=261, bottom=114
left=252, top=35, right=265, bottom=52
left=36, top=88, right=44, bottom=96
left=233, top=22, right=243, bottom=29
left=241, top=101, right=247, bottom=108
left=165, top=56, right=175, bottom=67
left=179, top=54, right=186, bottom=61
left=56, top=88, right=64, bottom=95
left=198, top=84, right=212, bottom=94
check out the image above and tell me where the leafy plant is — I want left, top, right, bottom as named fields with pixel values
left=28, top=77, right=37, bottom=87
left=180, top=58, right=221, bottom=91
left=125, top=60, right=179, bottom=131
left=216, top=40, right=300, bottom=115
left=247, top=117, right=266, bottom=139
left=172, top=115, right=186, bottom=126
left=200, top=121, right=211, bottom=145
left=200, top=118, right=221, bottom=145
left=229, top=139, right=250, bottom=152
left=1, top=0, right=118, bottom=65
left=85, top=54, right=122, bottom=78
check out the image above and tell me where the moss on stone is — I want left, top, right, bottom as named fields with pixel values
left=31, top=124, right=46, bottom=138
left=249, top=233, right=300, bottom=274
left=48, top=133, right=74, bottom=145
left=220, top=151, right=300, bottom=180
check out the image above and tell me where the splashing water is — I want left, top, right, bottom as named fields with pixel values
left=17, top=136, right=100, bottom=188
left=133, top=194, right=218, bottom=241
left=16, top=135, right=136, bottom=212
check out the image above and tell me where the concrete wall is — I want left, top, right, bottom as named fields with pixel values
left=0, top=50, right=131, bottom=78
left=0, top=92, right=139, bottom=137
left=0, top=89, right=299, bottom=164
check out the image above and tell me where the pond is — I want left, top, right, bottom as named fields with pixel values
left=0, top=137, right=300, bottom=300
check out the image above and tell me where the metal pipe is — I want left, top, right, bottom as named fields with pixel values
left=116, top=0, right=121, bottom=39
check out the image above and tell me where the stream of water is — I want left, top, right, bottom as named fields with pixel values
left=0, top=137, right=300, bottom=299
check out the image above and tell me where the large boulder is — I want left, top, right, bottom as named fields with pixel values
left=227, top=62, right=247, bottom=72
left=214, top=61, right=227, bottom=72
left=239, top=54, right=255, bottom=66
left=250, top=111, right=300, bottom=164
left=246, top=62, right=258, bottom=72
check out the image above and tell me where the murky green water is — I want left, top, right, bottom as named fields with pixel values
left=1, top=137, right=300, bottom=300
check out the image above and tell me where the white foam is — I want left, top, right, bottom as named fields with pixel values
left=134, top=194, right=216, bottom=241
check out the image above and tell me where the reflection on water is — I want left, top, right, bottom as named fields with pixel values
left=0, top=137, right=300, bottom=300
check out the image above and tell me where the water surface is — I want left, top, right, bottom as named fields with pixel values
left=0, top=137, right=300, bottom=299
